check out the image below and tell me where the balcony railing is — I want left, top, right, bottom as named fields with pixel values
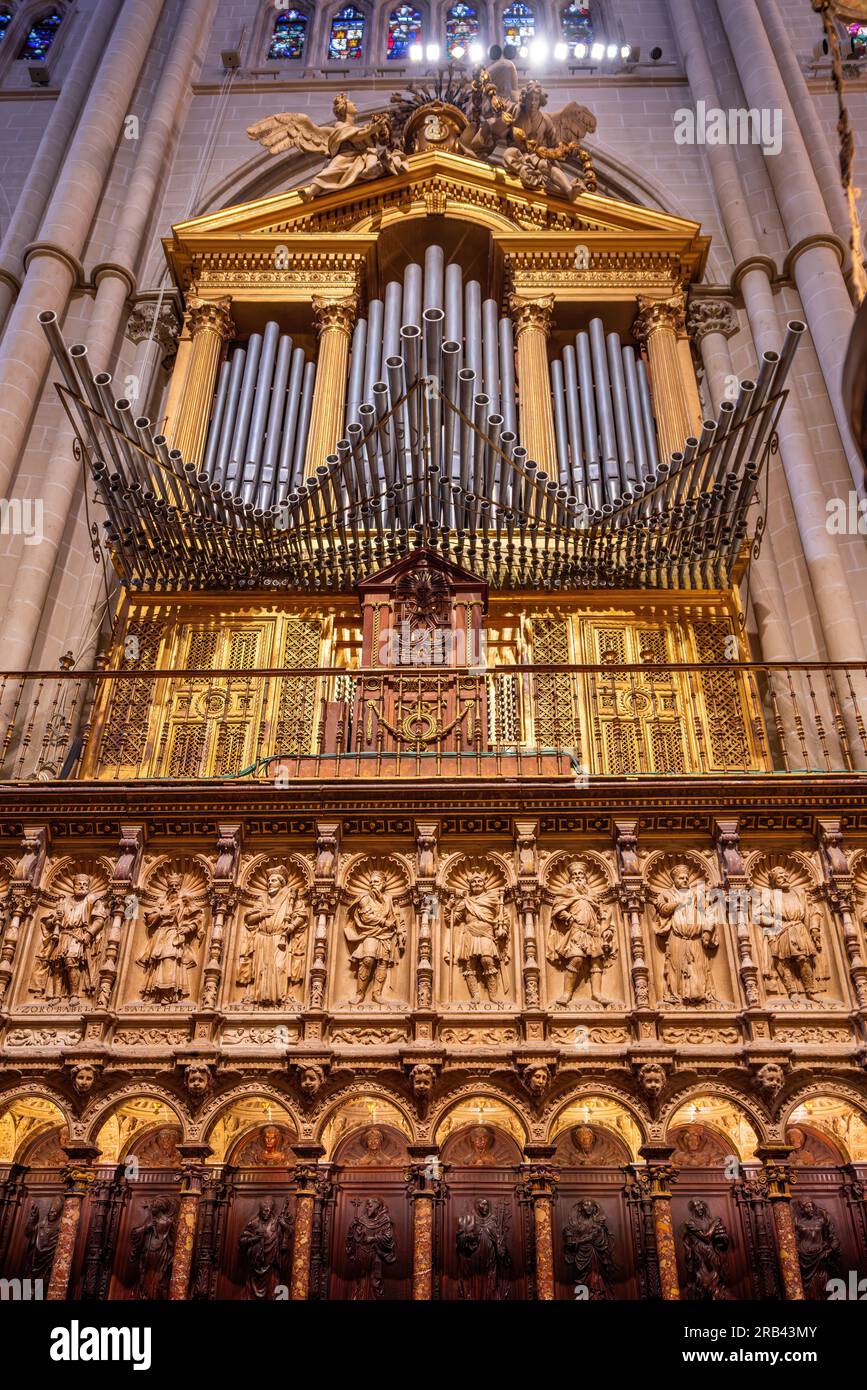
left=0, top=661, right=865, bottom=784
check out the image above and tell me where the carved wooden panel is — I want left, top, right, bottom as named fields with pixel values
left=554, top=1171, right=640, bottom=1301
left=325, top=1170, right=411, bottom=1300
left=213, top=1174, right=296, bottom=1301
left=670, top=1172, right=758, bottom=1300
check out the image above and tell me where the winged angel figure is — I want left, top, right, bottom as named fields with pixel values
left=466, top=73, right=596, bottom=201
left=247, top=93, right=407, bottom=201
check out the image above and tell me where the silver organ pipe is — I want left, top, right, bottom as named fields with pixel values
left=259, top=332, right=293, bottom=508
left=213, top=345, right=246, bottom=485
left=464, top=279, right=482, bottom=382
left=550, top=358, right=570, bottom=489
left=227, top=331, right=262, bottom=491
left=424, top=243, right=444, bottom=313
left=482, top=298, right=500, bottom=412
left=361, top=298, right=382, bottom=406
left=347, top=315, right=368, bottom=429
left=276, top=346, right=307, bottom=497
left=621, top=345, right=649, bottom=481
left=498, top=316, right=517, bottom=437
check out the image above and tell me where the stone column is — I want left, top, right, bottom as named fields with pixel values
left=687, top=300, right=739, bottom=417
left=406, top=1147, right=444, bottom=1300
left=634, top=1146, right=681, bottom=1299
left=634, top=295, right=701, bottom=461
left=169, top=1146, right=211, bottom=1301
left=46, top=1147, right=100, bottom=1300
left=519, top=1148, right=559, bottom=1300
left=509, top=294, right=557, bottom=472
left=169, top=298, right=235, bottom=465
left=289, top=1146, right=325, bottom=1300
left=755, top=1145, right=805, bottom=1301
left=304, top=296, right=357, bottom=473
left=0, top=0, right=167, bottom=499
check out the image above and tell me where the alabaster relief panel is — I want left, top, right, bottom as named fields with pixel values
left=744, top=850, right=848, bottom=1009
left=644, top=851, right=739, bottom=1009
left=330, top=855, right=413, bottom=1009
left=540, top=851, right=627, bottom=1010
left=16, top=856, right=113, bottom=1009
left=438, top=853, right=519, bottom=1009
left=118, top=856, right=211, bottom=1009
left=225, top=854, right=312, bottom=1009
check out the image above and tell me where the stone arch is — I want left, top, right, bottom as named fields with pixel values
left=0, top=1089, right=70, bottom=1164
left=82, top=1086, right=189, bottom=1156
left=431, top=1088, right=528, bottom=1149
left=545, top=1088, right=646, bottom=1158
left=662, top=1089, right=765, bottom=1162
left=197, top=1084, right=302, bottom=1161
left=780, top=1086, right=867, bottom=1164
left=317, top=1088, right=416, bottom=1157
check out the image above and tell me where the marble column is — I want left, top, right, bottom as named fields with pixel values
left=756, top=1144, right=805, bottom=1301
left=520, top=1148, right=559, bottom=1301
left=687, top=299, right=739, bottom=418
left=289, top=1145, right=325, bottom=1300
left=46, top=1146, right=100, bottom=1300
left=169, top=1145, right=211, bottom=1301
left=634, top=1146, right=681, bottom=1299
left=170, top=298, right=235, bottom=466
left=304, top=296, right=357, bottom=473
left=509, top=294, right=558, bottom=473
left=406, top=1146, right=444, bottom=1300
left=634, top=295, right=702, bottom=461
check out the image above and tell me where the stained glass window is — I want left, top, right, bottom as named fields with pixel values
left=18, top=10, right=63, bottom=61
left=445, top=3, right=479, bottom=58
left=850, top=23, right=867, bottom=56
left=387, top=5, right=421, bottom=59
left=268, top=9, right=308, bottom=60
left=560, top=3, right=592, bottom=46
left=0, top=11, right=12, bottom=44
left=502, top=3, right=534, bottom=50
left=328, top=5, right=365, bottom=60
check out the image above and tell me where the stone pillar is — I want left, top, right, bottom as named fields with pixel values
left=634, top=1146, right=681, bottom=1299
left=46, top=1148, right=100, bottom=1300
left=304, top=296, right=357, bottom=472
left=509, top=294, right=557, bottom=472
left=169, top=298, right=234, bottom=465
left=686, top=300, right=739, bottom=417
left=169, top=1146, right=211, bottom=1301
left=406, top=1146, right=444, bottom=1300
left=519, top=1148, right=559, bottom=1300
left=633, top=295, right=701, bottom=461
left=755, top=1145, right=805, bottom=1301
left=289, top=1146, right=325, bottom=1300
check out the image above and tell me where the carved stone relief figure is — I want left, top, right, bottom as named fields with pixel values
left=29, top=868, right=108, bottom=1001
left=680, top=1199, right=731, bottom=1300
left=24, top=1200, right=62, bottom=1281
left=647, top=858, right=724, bottom=1006
left=553, top=1123, right=630, bottom=1167
left=342, top=861, right=407, bottom=1005
left=235, top=1124, right=294, bottom=1167
left=238, top=1199, right=293, bottom=1300
left=563, top=1200, right=616, bottom=1299
left=793, top=1199, right=841, bottom=1299
left=456, top=1198, right=511, bottom=1300
left=785, top=1125, right=842, bottom=1167
left=237, top=862, right=309, bottom=1006
left=749, top=862, right=825, bottom=1003
left=670, top=1124, right=732, bottom=1168
left=129, top=1197, right=177, bottom=1300
left=338, top=1125, right=408, bottom=1167
left=132, top=1126, right=182, bottom=1169
left=136, top=864, right=207, bottom=1004
left=545, top=857, right=618, bottom=1007
left=247, top=94, right=406, bottom=201
left=444, top=859, right=511, bottom=1003
left=345, top=1197, right=397, bottom=1300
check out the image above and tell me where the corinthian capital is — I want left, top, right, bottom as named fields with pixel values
left=509, top=293, right=555, bottom=337
left=634, top=293, right=686, bottom=343
left=186, top=296, right=234, bottom=341
left=312, top=294, right=358, bottom=338
left=687, top=298, right=738, bottom=344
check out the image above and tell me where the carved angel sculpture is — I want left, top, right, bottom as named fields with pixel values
left=503, top=81, right=597, bottom=201
left=247, top=94, right=407, bottom=201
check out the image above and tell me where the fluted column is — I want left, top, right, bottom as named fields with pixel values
left=169, top=1146, right=211, bottom=1300
left=406, top=1147, right=444, bottom=1300
left=755, top=1145, right=805, bottom=1301
left=46, top=1148, right=100, bottom=1299
left=170, top=298, right=234, bottom=465
left=304, top=296, right=357, bottom=472
left=634, top=1146, right=681, bottom=1299
left=509, top=294, right=557, bottom=472
left=634, top=295, right=701, bottom=460
left=519, top=1149, right=559, bottom=1301
left=687, top=300, right=739, bottom=417
left=289, top=1146, right=324, bottom=1300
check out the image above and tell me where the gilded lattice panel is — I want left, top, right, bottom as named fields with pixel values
left=530, top=614, right=581, bottom=757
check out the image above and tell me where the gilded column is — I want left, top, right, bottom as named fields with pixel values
left=634, top=295, right=702, bottom=462
left=289, top=1146, right=325, bottom=1300
left=169, top=1146, right=211, bottom=1301
left=509, top=294, right=557, bottom=473
left=519, top=1150, right=559, bottom=1300
left=169, top=296, right=234, bottom=465
left=305, top=295, right=357, bottom=473
left=634, top=1146, right=681, bottom=1299
left=46, top=1148, right=100, bottom=1300
left=406, top=1147, right=444, bottom=1300
left=756, top=1145, right=805, bottom=1301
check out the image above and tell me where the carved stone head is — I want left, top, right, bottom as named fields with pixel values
left=753, top=1062, right=786, bottom=1101
left=70, top=1062, right=97, bottom=1096
left=299, top=1064, right=325, bottom=1100
left=410, top=1062, right=436, bottom=1100
left=522, top=1063, right=550, bottom=1099
left=266, top=867, right=288, bottom=895
left=768, top=866, right=791, bottom=891
left=672, top=862, right=693, bottom=890
left=184, top=1063, right=211, bottom=1100
left=72, top=874, right=92, bottom=899
left=637, top=1062, right=667, bottom=1100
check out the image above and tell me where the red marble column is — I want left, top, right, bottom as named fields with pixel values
left=636, top=1146, right=681, bottom=1300
left=289, top=1145, right=325, bottom=1301
left=520, top=1148, right=559, bottom=1301
left=756, top=1145, right=805, bottom=1301
left=46, top=1146, right=99, bottom=1300
left=169, top=1145, right=211, bottom=1301
left=407, top=1146, right=445, bottom=1300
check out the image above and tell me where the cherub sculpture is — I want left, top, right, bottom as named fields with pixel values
left=464, top=71, right=596, bottom=201
left=247, top=93, right=407, bottom=201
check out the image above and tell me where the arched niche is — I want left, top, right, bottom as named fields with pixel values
left=785, top=1096, right=867, bottom=1165
left=319, top=1094, right=413, bottom=1160
left=0, top=1095, right=68, bottom=1165
left=548, top=1094, right=644, bottom=1160
left=665, top=1094, right=760, bottom=1163
left=333, top=1123, right=410, bottom=1167
left=0, top=1096, right=69, bottom=1291
left=93, top=1098, right=184, bottom=1166
left=204, top=1095, right=298, bottom=1166
left=432, top=1094, right=527, bottom=1152
left=781, top=1097, right=867, bottom=1298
